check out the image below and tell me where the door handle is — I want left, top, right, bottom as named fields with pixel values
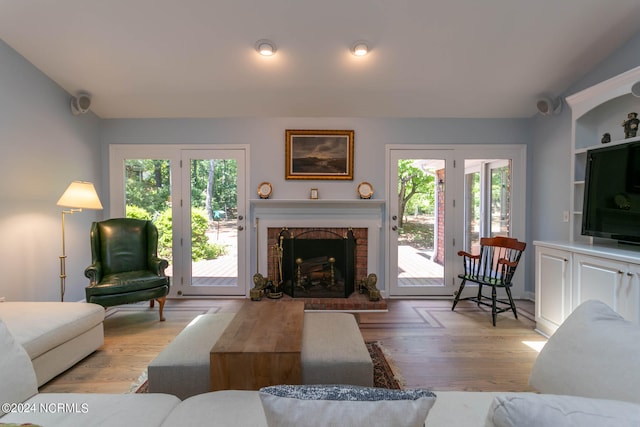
left=238, top=215, right=244, bottom=220
left=392, top=226, right=398, bottom=231
left=238, top=225, right=244, bottom=231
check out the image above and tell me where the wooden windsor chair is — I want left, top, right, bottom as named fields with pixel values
left=451, top=236, right=526, bottom=326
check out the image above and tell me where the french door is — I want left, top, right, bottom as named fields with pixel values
left=462, top=159, right=512, bottom=254
left=180, top=149, right=247, bottom=295
left=386, top=145, right=526, bottom=298
left=109, top=145, right=248, bottom=297
left=388, top=149, right=455, bottom=296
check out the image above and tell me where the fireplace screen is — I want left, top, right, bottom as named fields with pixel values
left=279, top=229, right=355, bottom=298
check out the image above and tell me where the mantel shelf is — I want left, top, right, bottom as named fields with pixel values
left=250, top=199, right=385, bottom=209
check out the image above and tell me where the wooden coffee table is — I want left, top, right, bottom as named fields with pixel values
left=210, top=300, right=305, bottom=391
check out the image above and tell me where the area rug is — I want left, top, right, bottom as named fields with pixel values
left=132, top=341, right=402, bottom=393
left=366, top=341, right=404, bottom=389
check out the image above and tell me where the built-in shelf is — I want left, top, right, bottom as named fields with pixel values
left=575, top=135, right=640, bottom=154
left=567, top=65, right=640, bottom=242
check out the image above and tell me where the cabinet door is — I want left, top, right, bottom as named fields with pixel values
left=535, top=246, right=571, bottom=336
left=620, top=264, right=640, bottom=324
left=572, top=254, right=628, bottom=318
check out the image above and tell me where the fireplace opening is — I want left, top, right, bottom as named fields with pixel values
left=279, top=229, right=355, bottom=298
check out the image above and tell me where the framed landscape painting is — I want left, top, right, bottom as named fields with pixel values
left=285, top=129, right=354, bottom=180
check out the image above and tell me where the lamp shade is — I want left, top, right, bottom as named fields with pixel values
left=57, top=181, right=103, bottom=210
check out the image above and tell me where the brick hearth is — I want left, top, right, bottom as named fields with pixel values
left=276, top=291, right=387, bottom=311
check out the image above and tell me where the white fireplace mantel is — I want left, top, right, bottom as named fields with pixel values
left=250, top=198, right=384, bottom=210
left=250, top=199, right=385, bottom=281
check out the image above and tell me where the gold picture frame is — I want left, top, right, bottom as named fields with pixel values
left=285, top=129, right=354, bottom=180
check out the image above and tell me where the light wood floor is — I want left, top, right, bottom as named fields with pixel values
left=39, top=298, right=544, bottom=394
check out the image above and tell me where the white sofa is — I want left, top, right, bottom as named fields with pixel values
left=0, top=301, right=104, bottom=386
left=2, top=299, right=640, bottom=427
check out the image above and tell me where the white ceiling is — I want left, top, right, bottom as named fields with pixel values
left=1, top=0, right=639, bottom=119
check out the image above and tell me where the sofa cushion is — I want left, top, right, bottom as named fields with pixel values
left=0, top=319, right=38, bottom=413
left=88, top=271, right=168, bottom=295
left=259, top=385, right=436, bottom=427
left=160, top=391, right=268, bottom=427
left=0, top=302, right=104, bottom=360
left=485, top=393, right=640, bottom=427
left=529, top=299, right=640, bottom=404
left=426, top=391, right=500, bottom=426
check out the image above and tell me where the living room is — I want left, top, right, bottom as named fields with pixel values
left=1, top=4, right=639, bottom=304
left=1, top=2, right=640, bottom=426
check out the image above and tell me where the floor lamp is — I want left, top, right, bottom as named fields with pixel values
left=56, top=181, right=103, bottom=302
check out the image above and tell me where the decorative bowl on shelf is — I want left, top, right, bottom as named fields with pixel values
left=357, top=182, right=374, bottom=199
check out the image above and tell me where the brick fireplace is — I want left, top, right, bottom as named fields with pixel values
left=266, top=227, right=367, bottom=298
left=251, top=199, right=384, bottom=299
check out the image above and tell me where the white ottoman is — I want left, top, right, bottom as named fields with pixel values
left=148, top=313, right=235, bottom=399
left=301, top=312, right=373, bottom=387
left=148, top=311, right=373, bottom=399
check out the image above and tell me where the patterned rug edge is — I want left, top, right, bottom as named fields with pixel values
left=366, top=341, right=405, bottom=390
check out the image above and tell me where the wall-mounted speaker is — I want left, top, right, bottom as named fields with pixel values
left=70, top=92, right=92, bottom=115
left=631, top=81, right=640, bottom=98
left=536, top=96, right=562, bottom=116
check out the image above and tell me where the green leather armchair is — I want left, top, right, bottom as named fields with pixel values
left=84, top=218, right=170, bottom=321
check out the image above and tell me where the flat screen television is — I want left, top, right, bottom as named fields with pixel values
left=582, top=141, right=640, bottom=244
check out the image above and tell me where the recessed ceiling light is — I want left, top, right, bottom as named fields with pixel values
left=255, top=39, right=276, bottom=56
left=351, top=41, right=369, bottom=57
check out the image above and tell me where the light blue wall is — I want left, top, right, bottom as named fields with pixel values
left=0, top=39, right=103, bottom=302
left=101, top=117, right=531, bottom=207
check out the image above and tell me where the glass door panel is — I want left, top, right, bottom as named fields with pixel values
left=182, top=150, right=246, bottom=296
left=388, top=149, right=454, bottom=296
left=124, top=159, right=174, bottom=280
left=463, top=169, right=481, bottom=254
left=490, top=162, right=511, bottom=237
left=462, top=159, right=512, bottom=253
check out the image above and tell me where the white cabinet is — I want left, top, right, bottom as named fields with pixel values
left=535, top=246, right=571, bottom=336
left=572, top=254, right=639, bottom=323
left=534, top=241, right=640, bottom=336
left=536, top=67, right=640, bottom=335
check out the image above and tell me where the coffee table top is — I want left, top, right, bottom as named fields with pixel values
left=211, top=300, right=305, bottom=354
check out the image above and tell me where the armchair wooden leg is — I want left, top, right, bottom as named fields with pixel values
left=491, top=286, right=497, bottom=327
left=452, top=279, right=467, bottom=310
left=505, top=286, right=518, bottom=319
left=150, top=299, right=155, bottom=308
left=156, top=296, right=166, bottom=321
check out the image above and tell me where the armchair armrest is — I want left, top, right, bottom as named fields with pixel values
left=84, top=263, right=103, bottom=285
left=497, top=258, right=518, bottom=268
left=149, top=257, right=169, bottom=276
left=457, top=250, right=480, bottom=259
